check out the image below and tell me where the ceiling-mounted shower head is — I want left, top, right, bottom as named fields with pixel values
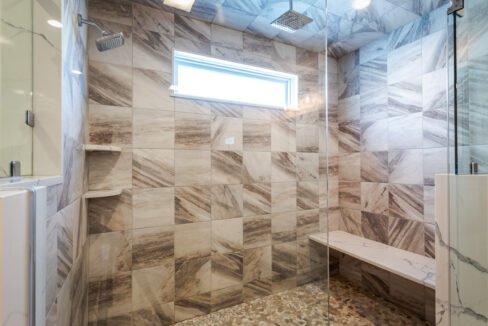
left=271, top=0, right=313, bottom=33
left=77, top=14, right=125, bottom=52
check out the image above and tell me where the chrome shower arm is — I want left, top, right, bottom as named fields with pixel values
left=77, top=14, right=108, bottom=36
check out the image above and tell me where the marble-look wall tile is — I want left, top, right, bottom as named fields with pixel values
left=243, top=246, right=271, bottom=283
left=132, top=188, right=174, bottom=228
left=212, top=218, right=243, bottom=254
left=175, top=257, right=211, bottom=299
left=361, top=182, right=388, bottom=215
left=339, top=120, right=360, bottom=153
left=89, top=190, right=132, bottom=234
left=89, top=61, right=132, bottom=107
left=297, top=181, right=319, bottom=210
left=132, top=3, right=174, bottom=35
left=361, top=212, right=389, bottom=244
left=361, top=151, right=389, bottom=183
left=339, top=181, right=361, bottom=210
left=88, top=151, right=132, bottom=191
left=243, top=152, right=271, bottom=183
left=211, top=253, right=243, bottom=291
left=271, top=152, right=296, bottom=182
left=297, top=209, right=320, bottom=239
left=271, top=212, right=297, bottom=244
left=243, top=119, right=271, bottom=151
left=361, top=119, right=388, bottom=152
left=423, top=109, right=447, bottom=148
left=175, top=112, right=211, bottom=150
left=422, top=29, right=447, bottom=74
left=387, top=39, right=422, bottom=85
left=389, top=184, right=424, bottom=221
left=339, top=208, right=362, bottom=236
left=88, top=273, right=132, bottom=323
left=424, top=223, right=435, bottom=258
left=243, top=183, right=271, bottom=217
left=423, top=147, right=447, bottom=186
left=272, top=242, right=297, bottom=291
left=88, top=105, right=132, bottom=146
left=388, top=113, right=423, bottom=150
left=133, top=108, right=174, bottom=148
left=211, top=151, right=243, bottom=184
left=175, top=15, right=211, bottom=45
left=390, top=273, right=426, bottom=319
left=211, top=184, right=243, bottom=220
left=133, top=68, right=173, bottom=110
left=132, top=261, right=175, bottom=310
left=360, top=54, right=387, bottom=92
left=243, top=215, right=271, bottom=249
left=132, top=149, right=175, bottom=188
left=88, top=232, right=132, bottom=279
left=211, top=284, right=243, bottom=312
left=175, top=186, right=211, bottom=224
left=212, top=116, right=243, bottom=151
left=132, top=226, right=174, bottom=270
left=271, top=120, right=296, bottom=152
left=388, top=216, right=425, bottom=255
left=388, top=77, right=423, bottom=116
left=422, top=69, right=447, bottom=112
left=133, top=302, right=174, bottom=326
left=388, top=149, right=424, bottom=184
left=296, top=153, right=319, bottom=181
left=175, top=292, right=211, bottom=322
left=175, top=150, right=211, bottom=186
left=175, top=222, right=211, bottom=260
left=360, top=88, right=388, bottom=123
left=133, top=25, right=174, bottom=73
left=423, top=186, right=435, bottom=224
left=272, top=182, right=297, bottom=213
left=296, top=124, right=319, bottom=153
left=88, top=0, right=132, bottom=26
left=339, top=153, right=361, bottom=182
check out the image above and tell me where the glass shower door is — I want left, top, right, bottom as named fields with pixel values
left=448, top=0, right=488, bottom=324
left=0, top=0, right=33, bottom=177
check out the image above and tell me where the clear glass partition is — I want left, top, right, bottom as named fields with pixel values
left=448, top=0, right=488, bottom=324
left=0, top=0, right=33, bottom=177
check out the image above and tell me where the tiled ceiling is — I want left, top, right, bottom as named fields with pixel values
left=135, top=0, right=449, bottom=56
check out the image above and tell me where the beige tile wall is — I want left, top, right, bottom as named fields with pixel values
left=85, top=0, right=329, bottom=324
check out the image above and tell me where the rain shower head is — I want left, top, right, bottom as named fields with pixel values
left=77, top=14, right=125, bottom=51
left=95, top=32, right=125, bottom=52
left=271, top=0, right=313, bottom=33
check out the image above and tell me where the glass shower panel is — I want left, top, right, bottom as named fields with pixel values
left=0, top=0, right=33, bottom=177
left=448, top=0, right=488, bottom=324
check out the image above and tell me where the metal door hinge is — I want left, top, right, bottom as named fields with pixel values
left=25, top=110, right=35, bottom=127
left=448, top=0, right=464, bottom=15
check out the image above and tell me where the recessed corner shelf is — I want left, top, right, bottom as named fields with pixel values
left=83, top=189, right=123, bottom=199
left=83, top=144, right=122, bottom=152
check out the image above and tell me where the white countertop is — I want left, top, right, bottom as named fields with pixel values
left=0, top=176, right=63, bottom=189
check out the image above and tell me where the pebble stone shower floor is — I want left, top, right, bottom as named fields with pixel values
left=176, top=276, right=430, bottom=326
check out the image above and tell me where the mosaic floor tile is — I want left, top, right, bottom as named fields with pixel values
left=175, top=276, right=430, bottom=325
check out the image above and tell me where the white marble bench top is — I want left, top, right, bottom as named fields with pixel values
left=310, top=231, right=435, bottom=289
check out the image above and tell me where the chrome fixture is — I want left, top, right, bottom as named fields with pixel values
left=77, top=14, right=125, bottom=51
left=271, top=0, right=313, bottom=33
left=10, top=161, right=21, bottom=177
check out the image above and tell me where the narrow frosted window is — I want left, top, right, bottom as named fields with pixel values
left=172, top=51, right=298, bottom=109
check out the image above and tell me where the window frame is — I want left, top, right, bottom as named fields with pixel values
left=171, top=50, right=298, bottom=110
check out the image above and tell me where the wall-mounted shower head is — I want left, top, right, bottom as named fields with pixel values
left=271, top=0, right=313, bottom=33
left=77, top=14, right=125, bottom=51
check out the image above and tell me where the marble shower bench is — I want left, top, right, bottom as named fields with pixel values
left=310, top=231, right=435, bottom=323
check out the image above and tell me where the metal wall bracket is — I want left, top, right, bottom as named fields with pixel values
left=448, top=0, right=464, bottom=15
left=25, top=110, right=35, bottom=127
